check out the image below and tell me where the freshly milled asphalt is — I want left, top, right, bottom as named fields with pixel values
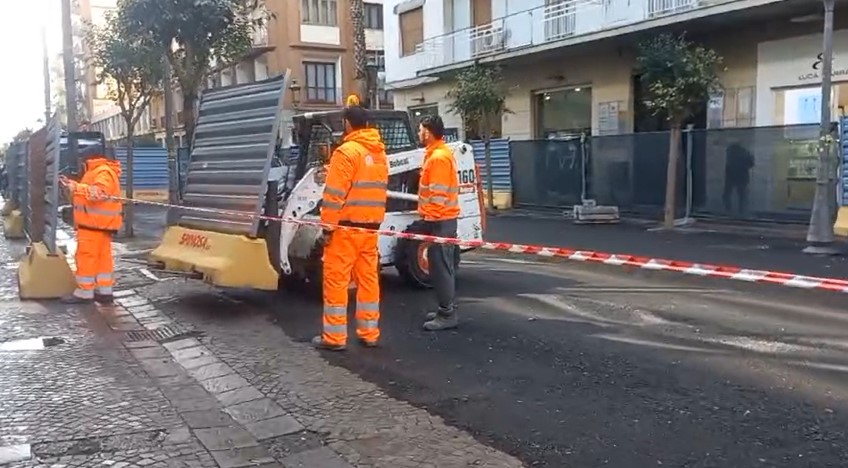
left=224, top=254, right=848, bottom=467
left=132, top=209, right=848, bottom=467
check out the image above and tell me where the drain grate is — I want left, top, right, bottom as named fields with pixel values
left=124, top=325, right=198, bottom=343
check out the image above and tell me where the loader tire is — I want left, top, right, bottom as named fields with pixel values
left=395, top=220, right=460, bottom=289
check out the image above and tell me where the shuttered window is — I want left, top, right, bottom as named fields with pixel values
left=399, top=7, right=423, bottom=56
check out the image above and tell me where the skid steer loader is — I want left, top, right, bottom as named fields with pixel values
left=148, top=72, right=485, bottom=291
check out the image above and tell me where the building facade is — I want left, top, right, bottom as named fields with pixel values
left=383, top=0, right=848, bottom=140
left=91, top=0, right=391, bottom=145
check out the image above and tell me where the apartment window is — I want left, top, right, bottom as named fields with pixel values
left=304, top=61, right=338, bottom=103
left=367, top=50, right=386, bottom=69
left=399, top=7, right=424, bottom=56
left=302, top=0, right=338, bottom=26
left=364, top=3, right=383, bottom=30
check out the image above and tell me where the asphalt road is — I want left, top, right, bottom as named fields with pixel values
left=219, top=252, right=848, bottom=468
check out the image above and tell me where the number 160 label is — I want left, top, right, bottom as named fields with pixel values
left=457, top=169, right=475, bottom=184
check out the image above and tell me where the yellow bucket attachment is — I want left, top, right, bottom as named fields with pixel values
left=3, top=210, right=26, bottom=239
left=18, top=242, right=77, bottom=300
left=149, top=226, right=279, bottom=290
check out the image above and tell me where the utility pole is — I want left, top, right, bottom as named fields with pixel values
left=163, top=56, right=178, bottom=205
left=804, top=0, right=838, bottom=255
left=61, top=0, right=78, bottom=137
left=42, top=23, right=51, bottom=123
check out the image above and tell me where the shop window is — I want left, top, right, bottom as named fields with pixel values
left=535, top=87, right=592, bottom=138
left=772, top=84, right=847, bottom=125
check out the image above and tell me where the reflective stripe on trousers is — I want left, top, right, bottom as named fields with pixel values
left=75, top=228, right=114, bottom=298
left=322, top=305, right=348, bottom=345
left=355, top=301, right=379, bottom=342
left=323, top=229, right=382, bottom=345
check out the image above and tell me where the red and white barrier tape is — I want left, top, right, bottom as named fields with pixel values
left=66, top=183, right=848, bottom=293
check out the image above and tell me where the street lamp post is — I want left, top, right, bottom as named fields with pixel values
left=61, top=0, right=78, bottom=137
left=804, top=0, right=838, bottom=255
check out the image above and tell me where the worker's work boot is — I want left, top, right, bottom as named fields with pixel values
left=60, top=294, right=94, bottom=305
left=423, top=313, right=459, bottom=331
left=358, top=338, right=379, bottom=348
left=94, top=294, right=114, bottom=305
left=425, top=304, right=457, bottom=321
left=311, top=336, right=346, bottom=351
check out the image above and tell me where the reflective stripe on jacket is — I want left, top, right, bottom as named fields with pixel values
left=73, top=157, right=123, bottom=232
left=418, top=140, right=459, bottom=221
left=320, top=128, right=389, bottom=226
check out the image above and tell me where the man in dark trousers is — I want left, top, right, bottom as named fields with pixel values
left=723, top=141, right=754, bottom=214
left=417, top=115, right=461, bottom=331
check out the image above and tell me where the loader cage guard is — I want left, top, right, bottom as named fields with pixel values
left=291, top=110, right=418, bottom=182
left=171, top=72, right=291, bottom=237
left=289, top=110, right=420, bottom=212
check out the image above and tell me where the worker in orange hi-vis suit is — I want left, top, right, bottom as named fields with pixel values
left=59, top=148, right=123, bottom=305
left=417, top=115, right=461, bottom=331
left=312, top=95, right=388, bottom=351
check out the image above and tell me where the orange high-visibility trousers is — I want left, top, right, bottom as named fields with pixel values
left=322, top=229, right=381, bottom=346
left=72, top=228, right=114, bottom=299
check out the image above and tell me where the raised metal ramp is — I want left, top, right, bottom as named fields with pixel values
left=174, top=72, right=291, bottom=237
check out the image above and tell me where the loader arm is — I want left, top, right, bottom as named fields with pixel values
left=274, top=147, right=428, bottom=275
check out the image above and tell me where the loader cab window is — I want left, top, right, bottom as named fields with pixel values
left=371, top=117, right=416, bottom=153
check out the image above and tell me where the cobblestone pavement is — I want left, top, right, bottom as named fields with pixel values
left=138, top=279, right=524, bottom=468
left=2, top=219, right=524, bottom=467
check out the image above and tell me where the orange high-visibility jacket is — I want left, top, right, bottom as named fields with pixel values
left=418, top=140, right=460, bottom=221
left=73, top=157, right=123, bottom=232
left=321, top=128, right=389, bottom=227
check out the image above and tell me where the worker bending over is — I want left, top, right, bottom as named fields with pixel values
left=314, top=95, right=389, bottom=351
left=60, top=148, right=123, bottom=304
left=417, top=115, right=460, bottom=331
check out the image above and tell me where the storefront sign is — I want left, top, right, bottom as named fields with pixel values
left=797, top=53, right=848, bottom=82
left=756, top=29, right=848, bottom=126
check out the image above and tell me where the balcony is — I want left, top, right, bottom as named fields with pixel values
left=414, top=0, right=754, bottom=74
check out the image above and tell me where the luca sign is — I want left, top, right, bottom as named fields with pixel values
left=798, top=53, right=848, bottom=82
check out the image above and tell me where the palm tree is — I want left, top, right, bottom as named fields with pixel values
left=351, top=0, right=367, bottom=103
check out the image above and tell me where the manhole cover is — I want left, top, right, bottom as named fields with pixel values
left=124, top=325, right=198, bottom=343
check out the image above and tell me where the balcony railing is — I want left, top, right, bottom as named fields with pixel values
left=415, top=0, right=722, bottom=71
left=252, top=25, right=270, bottom=47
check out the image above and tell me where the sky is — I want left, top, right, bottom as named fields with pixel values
left=0, top=0, right=63, bottom=143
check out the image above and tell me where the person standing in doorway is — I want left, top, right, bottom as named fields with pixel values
left=417, top=115, right=461, bottom=331
left=60, top=148, right=122, bottom=304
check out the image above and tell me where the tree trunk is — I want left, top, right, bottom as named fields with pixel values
left=182, top=91, right=197, bottom=147
left=351, top=0, right=368, bottom=103
left=663, top=124, right=682, bottom=228
left=483, top=136, right=495, bottom=210
left=125, top=132, right=135, bottom=238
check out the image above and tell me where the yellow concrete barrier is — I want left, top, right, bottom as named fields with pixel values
left=834, top=206, right=848, bottom=237
left=3, top=210, right=26, bottom=239
left=1, top=200, right=16, bottom=216
left=484, top=190, right=512, bottom=210
left=120, top=189, right=168, bottom=202
left=149, top=226, right=278, bottom=290
left=18, top=242, right=77, bottom=300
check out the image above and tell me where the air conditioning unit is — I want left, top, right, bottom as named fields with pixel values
left=474, top=26, right=508, bottom=56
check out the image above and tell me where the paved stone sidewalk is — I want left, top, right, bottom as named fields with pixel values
left=3, top=219, right=524, bottom=467
left=0, top=239, right=217, bottom=466
left=140, top=279, right=525, bottom=468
